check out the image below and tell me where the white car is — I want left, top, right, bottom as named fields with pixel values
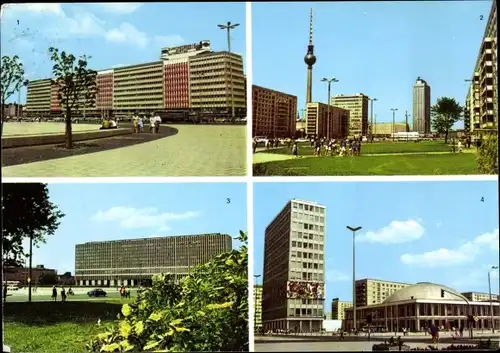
left=296, top=138, right=308, bottom=143
left=254, top=136, right=268, bottom=143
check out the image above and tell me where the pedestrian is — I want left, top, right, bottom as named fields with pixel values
left=458, top=140, right=463, bottom=153
left=149, top=114, right=155, bottom=133
left=138, top=116, right=144, bottom=133
left=51, top=285, right=57, bottom=302
left=132, top=114, right=139, bottom=133
left=61, top=287, right=67, bottom=302
left=292, top=141, right=298, bottom=158
left=154, top=113, right=161, bottom=133
left=252, top=138, right=257, bottom=154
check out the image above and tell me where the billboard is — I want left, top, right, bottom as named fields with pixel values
left=286, top=281, right=324, bottom=299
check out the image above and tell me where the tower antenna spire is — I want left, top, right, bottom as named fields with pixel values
left=309, top=8, right=314, bottom=45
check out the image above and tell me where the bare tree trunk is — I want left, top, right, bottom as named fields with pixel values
left=444, top=130, right=449, bottom=144
left=65, top=108, right=73, bottom=149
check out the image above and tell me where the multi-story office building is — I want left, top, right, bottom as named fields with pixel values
left=466, top=0, right=497, bottom=133
left=262, top=199, right=326, bottom=332
left=331, top=93, right=369, bottom=137
left=331, top=298, right=353, bottom=320
left=74, top=233, right=231, bottom=287
left=461, top=291, right=499, bottom=302
left=412, top=77, right=431, bottom=134
left=2, top=103, right=24, bottom=118
left=305, top=102, right=349, bottom=138
left=324, top=312, right=332, bottom=320
left=254, top=284, right=263, bottom=331
left=252, top=85, right=297, bottom=137
left=371, top=123, right=409, bottom=136
left=25, top=41, right=246, bottom=119
left=356, top=278, right=411, bottom=307
left=26, top=79, right=51, bottom=116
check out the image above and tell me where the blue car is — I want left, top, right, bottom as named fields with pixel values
left=87, top=288, right=107, bottom=297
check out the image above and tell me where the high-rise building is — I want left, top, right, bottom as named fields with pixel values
left=461, top=291, right=499, bottom=302
left=355, top=278, right=411, bottom=307
left=331, top=298, right=353, bottom=320
left=74, top=233, right=232, bottom=287
left=305, top=102, right=349, bottom=138
left=304, top=9, right=316, bottom=104
left=262, top=199, right=326, bottom=332
left=252, top=85, right=297, bottom=138
left=254, top=284, right=263, bottom=331
left=25, top=41, right=246, bottom=119
left=324, top=312, right=332, bottom=320
left=412, top=77, right=431, bottom=134
left=465, top=0, right=497, bottom=133
left=331, top=94, right=369, bottom=137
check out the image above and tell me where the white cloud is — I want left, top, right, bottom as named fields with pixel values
left=97, top=3, right=143, bottom=14
left=356, top=219, right=424, bottom=244
left=92, top=206, right=201, bottom=231
left=154, top=34, right=185, bottom=47
left=112, top=63, right=125, bottom=68
left=326, top=270, right=349, bottom=282
left=400, top=229, right=499, bottom=268
left=2, top=3, right=64, bottom=16
left=105, top=22, right=149, bottom=47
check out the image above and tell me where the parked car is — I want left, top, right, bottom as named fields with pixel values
left=87, top=288, right=107, bottom=297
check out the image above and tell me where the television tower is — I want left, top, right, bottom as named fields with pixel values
left=304, top=8, right=317, bottom=104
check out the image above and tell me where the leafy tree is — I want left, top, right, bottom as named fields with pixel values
left=430, top=97, right=463, bottom=143
left=38, top=272, right=58, bottom=285
left=49, top=47, right=97, bottom=149
left=2, top=183, right=65, bottom=266
left=477, top=130, right=498, bottom=174
left=1, top=55, right=29, bottom=136
left=88, top=231, right=249, bottom=352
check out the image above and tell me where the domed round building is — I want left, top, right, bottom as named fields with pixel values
left=344, top=282, right=500, bottom=332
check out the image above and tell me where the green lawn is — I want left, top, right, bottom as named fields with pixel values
left=253, top=153, right=478, bottom=176
left=4, top=321, right=105, bottom=353
left=260, top=140, right=459, bottom=156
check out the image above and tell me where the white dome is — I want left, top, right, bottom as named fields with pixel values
left=383, top=282, right=466, bottom=304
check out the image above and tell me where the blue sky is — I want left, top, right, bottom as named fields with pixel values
left=254, top=181, right=499, bottom=310
left=1, top=2, right=246, bottom=103
left=252, top=1, right=493, bottom=128
left=23, top=182, right=247, bottom=274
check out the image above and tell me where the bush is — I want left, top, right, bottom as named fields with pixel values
left=87, top=231, right=248, bottom=352
left=410, top=344, right=479, bottom=351
left=477, top=133, right=498, bottom=174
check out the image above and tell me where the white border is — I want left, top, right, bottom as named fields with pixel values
left=252, top=175, right=498, bottom=183
left=245, top=2, right=255, bottom=351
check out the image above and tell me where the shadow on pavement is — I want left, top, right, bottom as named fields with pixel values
left=2, top=125, right=178, bottom=167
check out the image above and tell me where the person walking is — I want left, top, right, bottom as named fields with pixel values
left=292, top=141, right=298, bottom=158
left=149, top=114, right=155, bottom=133
left=51, top=286, right=57, bottom=302
left=138, top=116, right=144, bottom=133
left=61, top=287, right=67, bottom=303
left=154, top=114, right=161, bottom=133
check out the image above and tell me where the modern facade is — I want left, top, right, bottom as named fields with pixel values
left=465, top=0, right=497, bottom=134
left=331, top=298, right=353, bottom=320
left=25, top=41, right=246, bottom=119
left=331, top=93, right=369, bottom=137
left=305, top=102, right=349, bottom=138
left=461, top=291, right=499, bottom=302
left=252, top=85, right=297, bottom=138
left=324, top=312, right=332, bottom=320
left=74, top=233, right=232, bottom=287
left=370, top=123, right=409, bottom=136
left=356, top=278, right=411, bottom=307
left=262, top=199, right=326, bottom=332
left=344, top=282, right=500, bottom=332
left=412, top=77, right=431, bottom=134
left=254, top=284, right=263, bottom=331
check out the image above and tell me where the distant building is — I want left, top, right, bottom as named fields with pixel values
left=370, top=122, right=409, bottom=136
left=296, top=119, right=306, bottom=138
left=412, top=77, right=431, bottom=134
left=254, top=284, right=263, bottom=330
left=461, top=291, right=499, bottom=302
left=331, top=93, right=369, bottom=137
left=324, top=312, right=332, bottom=320
left=252, top=85, right=297, bottom=138
left=331, top=298, right=353, bottom=320
left=2, top=103, right=24, bottom=118
left=3, top=265, right=57, bottom=285
left=356, top=278, right=412, bottom=307
left=305, top=102, right=349, bottom=138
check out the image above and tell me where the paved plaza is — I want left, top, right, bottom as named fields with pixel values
left=2, top=124, right=246, bottom=177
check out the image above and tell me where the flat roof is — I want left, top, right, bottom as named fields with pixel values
left=356, top=278, right=412, bottom=285
left=76, top=233, right=231, bottom=246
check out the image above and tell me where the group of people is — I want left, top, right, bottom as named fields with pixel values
left=51, top=285, right=73, bottom=302
left=119, top=285, right=131, bottom=298
left=310, top=138, right=363, bottom=157
left=132, top=113, right=161, bottom=134
left=99, top=118, right=119, bottom=130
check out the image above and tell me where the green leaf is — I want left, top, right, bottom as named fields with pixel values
left=149, top=311, right=163, bottom=322
left=100, top=342, right=120, bottom=352
left=175, top=327, right=190, bottom=333
left=121, top=304, right=132, bottom=317
left=119, top=340, right=135, bottom=352
left=143, top=340, right=160, bottom=350
left=119, top=321, right=132, bottom=338
left=97, top=332, right=112, bottom=341
left=134, top=320, right=145, bottom=335
left=169, top=318, right=183, bottom=326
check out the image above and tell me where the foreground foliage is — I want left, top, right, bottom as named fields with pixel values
left=477, top=132, right=498, bottom=174
left=1, top=55, right=28, bottom=136
left=88, top=231, right=249, bottom=352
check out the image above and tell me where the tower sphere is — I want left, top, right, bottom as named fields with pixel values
left=304, top=52, right=316, bottom=66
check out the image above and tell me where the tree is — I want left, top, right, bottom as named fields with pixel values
left=1, top=55, right=29, bottom=136
left=88, top=231, right=249, bottom=352
left=477, top=130, right=498, bottom=174
left=2, top=183, right=65, bottom=266
left=48, top=47, right=97, bottom=149
left=431, top=97, right=463, bottom=143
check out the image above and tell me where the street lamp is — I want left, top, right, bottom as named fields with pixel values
left=390, top=108, right=398, bottom=142
left=347, top=225, right=362, bottom=331
left=217, top=21, right=240, bottom=121
left=254, top=274, right=261, bottom=333
left=321, top=77, right=339, bottom=140
left=369, top=98, right=378, bottom=142
left=489, top=266, right=499, bottom=333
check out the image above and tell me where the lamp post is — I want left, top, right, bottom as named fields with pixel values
left=405, top=111, right=410, bottom=142
left=489, top=266, right=499, bottom=333
left=390, top=108, right=398, bottom=141
left=28, top=234, right=33, bottom=302
left=254, top=274, right=261, bottom=333
left=369, top=98, right=378, bottom=142
left=321, top=77, right=339, bottom=140
left=347, top=225, right=362, bottom=331
left=218, top=21, right=240, bottom=121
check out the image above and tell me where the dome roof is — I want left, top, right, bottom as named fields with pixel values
left=383, top=282, right=466, bottom=304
